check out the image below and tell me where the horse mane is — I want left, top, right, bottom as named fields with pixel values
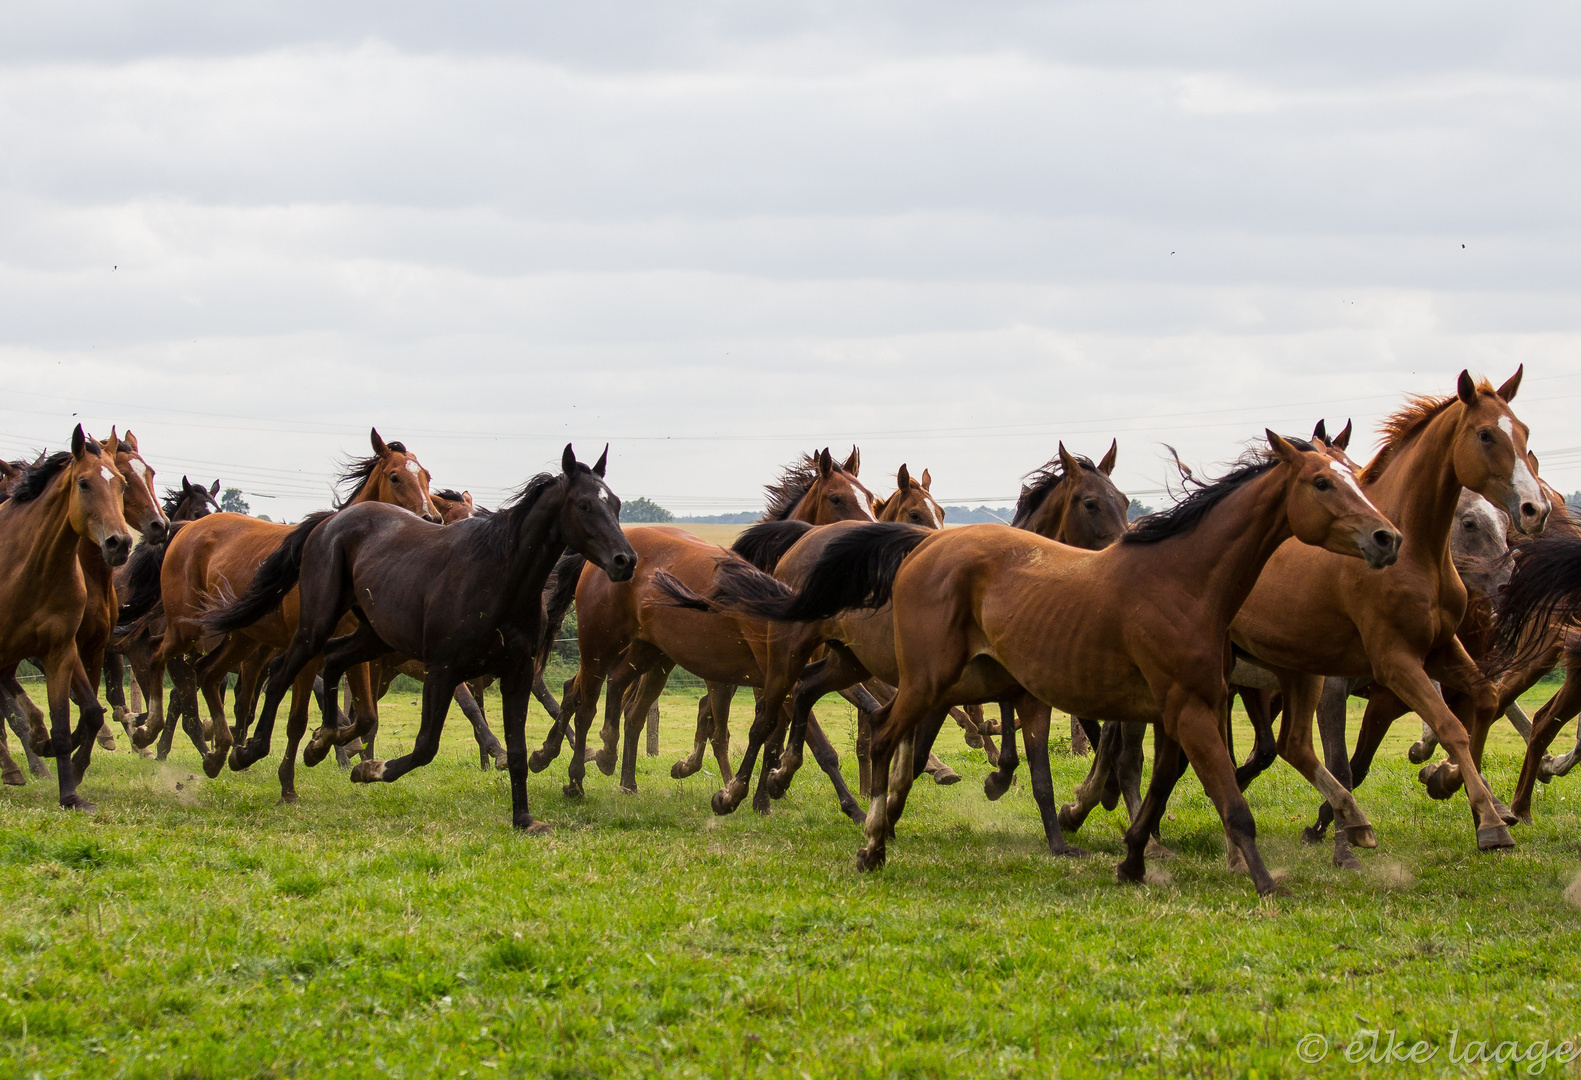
left=161, top=487, right=185, bottom=515
left=334, top=441, right=408, bottom=507
left=1359, top=381, right=1492, bottom=484
left=433, top=488, right=466, bottom=503
left=762, top=454, right=840, bottom=522
left=468, top=472, right=561, bottom=556
left=1123, top=438, right=1315, bottom=545
left=3, top=450, right=75, bottom=505
left=1011, top=454, right=1097, bottom=529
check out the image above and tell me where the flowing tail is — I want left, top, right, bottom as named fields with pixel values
left=656, top=522, right=930, bottom=622
left=1490, top=535, right=1581, bottom=673
left=201, top=511, right=335, bottom=635
left=537, top=552, right=585, bottom=669
left=731, top=519, right=815, bottom=572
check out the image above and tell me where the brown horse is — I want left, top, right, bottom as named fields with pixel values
left=527, top=447, right=879, bottom=805
left=677, top=433, right=1401, bottom=896
left=133, top=429, right=440, bottom=799
left=0, top=427, right=136, bottom=810
left=1229, top=370, right=1543, bottom=859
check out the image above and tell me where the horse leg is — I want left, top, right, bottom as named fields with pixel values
left=801, top=713, right=864, bottom=824
left=500, top=667, right=550, bottom=832
left=765, top=651, right=860, bottom=798
left=956, top=703, right=984, bottom=749
left=1018, top=703, right=1086, bottom=857
left=275, top=667, right=319, bottom=803
left=2, top=678, right=48, bottom=777
left=1182, top=708, right=1282, bottom=896
left=855, top=707, right=873, bottom=798
left=670, top=688, right=714, bottom=779
left=1114, top=721, right=1171, bottom=859
left=351, top=664, right=458, bottom=787
left=43, top=646, right=93, bottom=811
left=307, top=633, right=389, bottom=768
left=983, top=699, right=1023, bottom=800
left=1414, top=642, right=1518, bottom=834
left=593, top=665, right=643, bottom=774
left=713, top=691, right=779, bottom=816
left=1116, top=726, right=1190, bottom=886
left=0, top=709, right=22, bottom=786
left=562, top=668, right=609, bottom=799
left=1232, top=687, right=1281, bottom=790
left=65, top=661, right=107, bottom=782
left=97, top=654, right=124, bottom=750
left=129, top=645, right=171, bottom=750
left=882, top=708, right=948, bottom=837
left=618, top=662, right=671, bottom=793
left=530, top=666, right=560, bottom=723
left=1054, top=718, right=1120, bottom=827
left=1513, top=670, right=1581, bottom=824
left=1068, top=714, right=1090, bottom=756
left=1273, top=672, right=1378, bottom=855
left=455, top=682, right=505, bottom=771
left=1301, top=677, right=1353, bottom=841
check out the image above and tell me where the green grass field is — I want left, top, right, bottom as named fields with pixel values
left=3, top=675, right=1581, bottom=1079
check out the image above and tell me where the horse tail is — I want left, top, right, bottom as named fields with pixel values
left=536, top=552, right=586, bottom=668
left=1490, top=535, right=1581, bottom=673
left=202, top=511, right=335, bottom=635
left=115, top=530, right=174, bottom=628
left=657, top=523, right=930, bottom=622
left=731, top=519, right=815, bottom=572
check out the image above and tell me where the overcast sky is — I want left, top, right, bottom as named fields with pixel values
left=3, top=1, right=1579, bottom=519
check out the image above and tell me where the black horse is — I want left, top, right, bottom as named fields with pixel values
left=205, top=445, right=636, bottom=830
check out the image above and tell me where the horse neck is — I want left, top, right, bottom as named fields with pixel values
left=499, top=486, right=568, bottom=617
left=77, top=535, right=112, bottom=592
left=1363, top=408, right=1464, bottom=566
left=1023, top=491, right=1065, bottom=539
left=1128, top=468, right=1295, bottom=629
left=9, top=483, right=86, bottom=587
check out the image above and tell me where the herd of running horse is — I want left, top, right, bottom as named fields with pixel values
left=4, top=366, right=1581, bottom=897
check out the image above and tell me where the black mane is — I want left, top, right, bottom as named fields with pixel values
left=433, top=488, right=466, bottom=503
left=763, top=453, right=841, bottom=522
left=1011, top=454, right=1097, bottom=529
left=1122, top=439, right=1313, bottom=545
left=464, top=472, right=562, bottom=557
left=4, top=451, right=74, bottom=505
left=334, top=441, right=407, bottom=507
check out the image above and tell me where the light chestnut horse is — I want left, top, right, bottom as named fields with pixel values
left=0, top=427, right=136, bottom=810
left=1229, top=370, right=1544, bottom=861
left=673, top=433, right=1401, bottom=896
left=133, top=429, right=440, bottom=799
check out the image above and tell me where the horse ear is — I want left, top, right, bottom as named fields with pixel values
left=209, top=479, right=221, bottom=496
left=71, top=424, right=87, bottom=460
left=1334, top=420, right=1353, bottom=451
left=895, top=463, right=911, bottom=491
left=920, top=468, right=932, bottom=491
left=1311, top=419, right=1328, bottom=444
left=841, top=446, right=860, bottom=476
left=1496, top=364, right=1523, bottom=402
left=1528, top=451, right=1541, bottom=474
left=562, top=443, right=578, bottom=475
left=1098, top=439, right=1117, bottom=476
left=1456, top=370, right=1477, bottom=404
left=1266, top=429, right=1301, bottom=463
left=592, top=444, right=609, bottom=478
left=817, top=448, right=833, bottom=479
left=123, top=429, right=137, bottom=451
left=370, top=428, right=389, bottom=457
left=462, top=491, right=473, bottom=507
left=181, top=475, right=193, bottom=494
left=1057, top=441, right=1081, bottom=476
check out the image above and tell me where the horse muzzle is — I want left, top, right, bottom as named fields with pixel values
left=604, top=551, right=637, bottom=582
left=1360, top=526, right=1402, bottom=570
left=100, top=532, right=134, bottom=567
left=141, top=516, right=170, bottom=545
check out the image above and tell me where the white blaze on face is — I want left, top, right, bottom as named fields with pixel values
left=100, top=466, right=115, bottom=482
left=1331, top=465, right=1384, bottom=516
left=1500, top=415, right=1544, bottom=508
left=129, top=457, right=148, bottom=480
left=406, top=460, right=421, bottom=476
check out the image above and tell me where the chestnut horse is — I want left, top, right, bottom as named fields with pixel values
left=204, top=446, right=635, bottom=832
left=675, top=433, right=1401, bottom=896
left=1228, top=370, right=1544, bottom=861
left=527, top=447, right=879, bottom=804
left=0, top=427, right=136, bottom=810
left=132, top=429, right=440, bottom=800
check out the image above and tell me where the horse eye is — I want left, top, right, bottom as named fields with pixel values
left=1313, top=477, right=1331, bottom=492
left=390, top=473, right=401, bottom=482
left=78, top=478, right=90, bottom=490
left=1478, top=429, right=1494, bottom=443
left=1463, top=519, right=1476, bottom=529
left=830, top=495, right=842, bottom=504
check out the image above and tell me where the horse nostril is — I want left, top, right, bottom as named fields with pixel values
left=1373, top=530, right=1397, bottom=550
left=1521, top=502, right=1540, bottom=519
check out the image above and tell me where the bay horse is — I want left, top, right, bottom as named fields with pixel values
left=1228, top=370, right=1544, bottom=859
left=0, top=427, right=136, bottom=810
left=528, top=447, right=879, bottom=804
left=204, top=445, right=635, bottom=831
left=131, top=429, right=441, bottom=800
left=674, top=433, right=1401, bottom=896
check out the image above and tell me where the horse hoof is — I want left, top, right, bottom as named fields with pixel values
left=983, top=772, right=1012, bottom=801
left=753, top=797, right=772, bottom=817
left=855, top=847, right=886, bottom=872
left=276, top=793, right=299, bottom=806
left=670, top=760, right=695, bottom=780
left=1057, top=804, right=1084, bottom=833
left=1418, top=762, right=1457, bottom=800
left=515, top=819, right=552, bottom=834
left=1539, top=756, right=1558, bottom=782
left=1513, top=802, right=1534, bottom=827
left=764, top=770, right=791, bottom=800
left=710, top=789, right=737, bottom=816
left=619, top=784, right=637, bottom=795
left=1345, top=825, right=1378, bottom=849
left=527, top=750, right=553, bottom=774
left=2, top=768, right=24, bottom=787
left=1144, top=837, right=1176, bottom=861
left=1476, top=824, right=1515, bottom=851
left=932, top=766, right=962, bottom=786
left=1258, top=881, right=1293, bottom=899
left=593, top=750, right=617, bottom=777
left=964, top=733, right=983, bottom=749
left=1300, top=822, right=1329, bottom=845
left=302, top=739, right=330, bottom=769
left=1491, top=798, right=1520, bottom=826
left=201, top=753, right=225, bottom=779
left=96, top=732, right=117, bottom=751
left=842, top=803, right=866, bottom=826
left=1115, top=860, right=1146, bottom=886
left=60, top=796, right=97, bottom=814
left=493, top=749, right=509, bottom=772
left=1406, top=740, right=1436, bottom=764
left=349, top=761, right=386, bottom=784
left=562, top=782, right=583, bottom=799
left=1050, top=844, right=1090, bottom=859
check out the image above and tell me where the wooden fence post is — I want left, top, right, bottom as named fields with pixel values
left=647, top=702, right=660, bottom=756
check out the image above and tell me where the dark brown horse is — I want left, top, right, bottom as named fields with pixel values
left=0, top=427, right=136, bottom=810
left=204, top=445, right=635, bottom=831
left=675, top=433, right=1401, bottom=896
left=130, top=429, right=441, bottom=799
